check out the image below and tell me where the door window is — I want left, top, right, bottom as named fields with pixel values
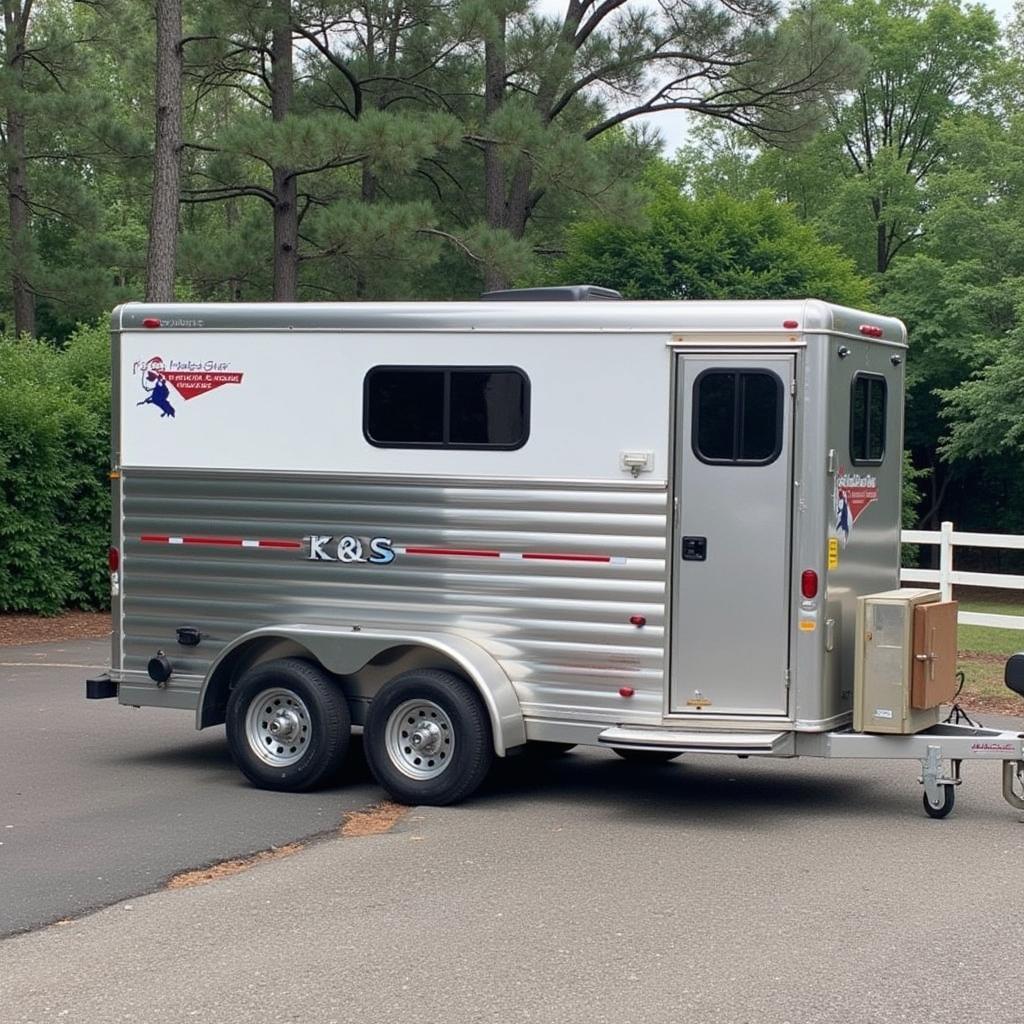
left=692, top=369, right=783, bottom=465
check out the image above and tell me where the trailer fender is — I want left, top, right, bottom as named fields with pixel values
left=196, top=625, right=525, bottom=755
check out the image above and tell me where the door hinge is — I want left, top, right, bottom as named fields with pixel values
left=790, top=379, right=797, bottom=396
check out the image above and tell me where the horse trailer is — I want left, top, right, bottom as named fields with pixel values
left=87, top=291, right=1024, bottom=817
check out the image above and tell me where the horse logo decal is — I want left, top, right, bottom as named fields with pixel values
left=133, top=355, right=245, bottom=418
left=136, top=357, right=176, bottom=418
left=835, top=489, right=851, bottom=546
left=834, top=468, right=879, bottom=547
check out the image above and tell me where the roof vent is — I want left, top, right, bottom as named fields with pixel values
left=480, top=285, right=623, bottom=301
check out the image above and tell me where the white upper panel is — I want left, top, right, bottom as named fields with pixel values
left=119, top=330, right=672, bottom=481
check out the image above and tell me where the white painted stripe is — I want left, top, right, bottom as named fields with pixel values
left=241, top=539, right=259, bottom=548
left=498, top=551, right=522, bottom=559
left=1, top=662, right=106, bottom=669
left=168, top=537, right=184, bottom=544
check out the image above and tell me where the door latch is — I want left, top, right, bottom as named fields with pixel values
left=682, top=536, right=707, bottom=561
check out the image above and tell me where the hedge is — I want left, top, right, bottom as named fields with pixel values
left=0, top=321, right=111, bottom=614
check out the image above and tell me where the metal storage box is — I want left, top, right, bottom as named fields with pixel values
left=854, top=589, right=957, bottom=734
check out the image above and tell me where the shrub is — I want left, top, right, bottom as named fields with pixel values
left=0, top=321, right=111, bottom=614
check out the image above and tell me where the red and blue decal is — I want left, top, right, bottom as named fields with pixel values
left=134, top=356, right=244, bottom=419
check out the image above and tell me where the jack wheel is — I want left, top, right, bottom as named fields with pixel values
left=922, top=784, right=956, bottom=819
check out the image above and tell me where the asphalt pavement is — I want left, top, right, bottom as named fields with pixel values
left=4, top=639, right=1024, bottom=1023
left=1, top=638, right=383, bottom=938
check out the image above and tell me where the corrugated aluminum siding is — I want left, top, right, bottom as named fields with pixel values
left=121, top=472, right=668, bottom=722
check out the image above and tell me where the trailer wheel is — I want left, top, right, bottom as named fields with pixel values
left=612, top=748, right=681, bottom=764
left=226, top=658, right=350, bottom=792
left=922, top=784, right=956, bottom=819
left=364, top=669, right=493, bottom=806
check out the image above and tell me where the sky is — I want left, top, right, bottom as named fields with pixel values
left=532, top=0, right=1019, bottom=154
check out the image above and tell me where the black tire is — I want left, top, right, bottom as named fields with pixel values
left=226, top=657, right=350, bottom=792
left=364, top=669, right=493, bottom=806
left=612, top=747, right=681, bottom=764
left=922, top=784, right=955, bottom=819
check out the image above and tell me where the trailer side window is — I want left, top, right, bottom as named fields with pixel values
left=851, top=374, right=886, bottom=464
left=693, top=369, right=782, bottom=465
left=364, top=366, right=529, bottom=449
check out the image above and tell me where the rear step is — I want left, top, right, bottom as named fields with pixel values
left=598, top=727, right=794, bottom=756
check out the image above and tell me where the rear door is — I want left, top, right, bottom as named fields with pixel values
left=670, top=353, right=795, bottom=715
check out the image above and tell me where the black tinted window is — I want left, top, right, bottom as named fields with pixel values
left=365, top=369, right=444, bottom=444
left=693, top=370, right=783, bottom=465
left=365, top=367, right=529, bottom=449
left=851, top=374, right=886, bottom=463
left=696, top=373, right=736, bottom=460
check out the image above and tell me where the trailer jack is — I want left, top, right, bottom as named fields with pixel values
left=1002, top=760, right=1024, bottom=813
left=919, top=745, right=962, bottom=819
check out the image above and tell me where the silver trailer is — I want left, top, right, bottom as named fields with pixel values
left=88, top=292, right=1024, bottom=816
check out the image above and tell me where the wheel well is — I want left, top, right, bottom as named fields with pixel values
left=199, top=637, right=480, bottom=729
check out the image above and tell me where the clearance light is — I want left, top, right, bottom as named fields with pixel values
left=142, top=317, right=161, bottom=329
left=619, top=687, right=635, bottom=698
left=783, top=320, right=799, bottom=329
left=108, top=547, right=120, bottom=572
left=629, top=615, right=646, bottom=627
left=801, top=569, right=819, bottom=599
left=859, top=324, right=883, bottom=338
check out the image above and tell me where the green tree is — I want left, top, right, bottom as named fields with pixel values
left=880, top=102, right=1024, bottom=532
left=555, top=177, right=871, bottom=306
left=469, top=0, right=859, bottom=288
left=676, top=0, right=1001, bottom=277
left=0, top=1, right=153, bottom=340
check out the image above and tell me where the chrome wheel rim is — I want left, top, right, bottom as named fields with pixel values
left=245, top=687, right=311, bottom=767
left=385, top=699, right=454, bottom=780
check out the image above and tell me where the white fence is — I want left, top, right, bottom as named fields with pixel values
left=901, top=522, right=1024, bottom=631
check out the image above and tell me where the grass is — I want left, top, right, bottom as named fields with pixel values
left=954, top=588, right=1024, bottom=704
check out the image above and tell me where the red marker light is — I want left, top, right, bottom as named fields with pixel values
left=783, top=320, right=799, bottom=329
left=629, top=615, right=646, bottom=627
left=619, top=687, right=635, bottom=698
left=859, top=324, right=883, bottom=338
left=801, top=569, right=818, bottom=599
left=142, top=317, right=161, bottom=329
left=108, top=546, right=120, bottom=572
